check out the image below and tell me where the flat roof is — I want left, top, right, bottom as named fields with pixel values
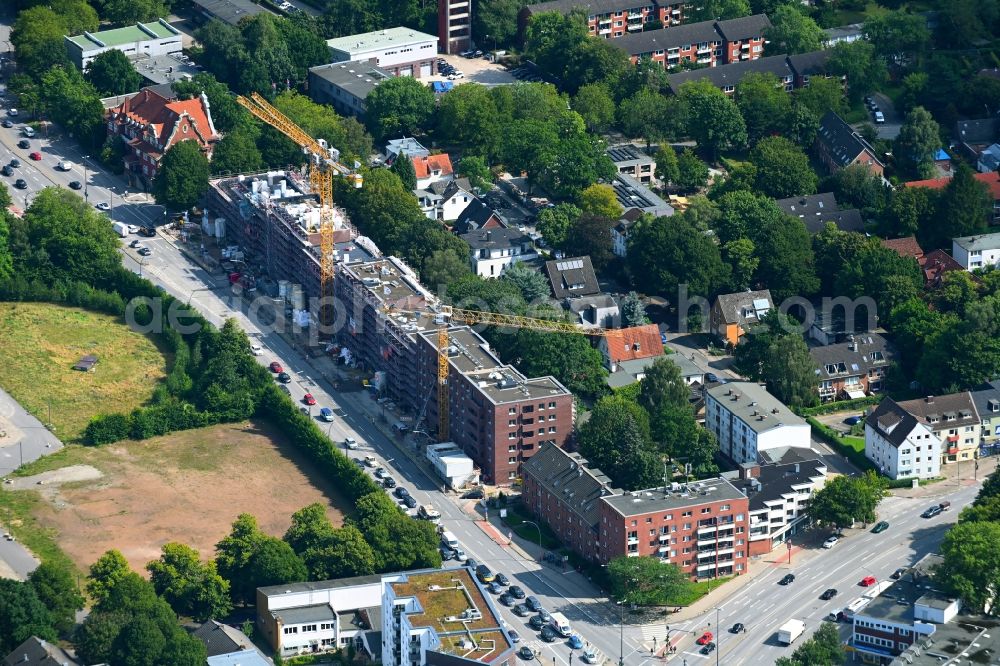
left=273, top=603, right=337, bottom=625
left=706, top=381, right=806, bottom=434
left=391, top=569, right=512, bottom=662
left=602, top=477, right=746, bottom=517
left=258, top=573, right=383, bottom=597
left=953, top=231, right=1000, bottom=252
left=67, top=20, right=177, bottom=50
left=607, top=144, right=655, bottom=165
left=131, top=53, right=199, bottom=85
left=309, top=62, right=393, bottom=100
left=327, top=27, right=437, bottom=55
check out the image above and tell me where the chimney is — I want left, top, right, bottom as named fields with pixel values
left=794, top=463, right=800, bottom=473
left=925, top=395, right=934, bottom=404
left=739, top=462, right=759, bottom=480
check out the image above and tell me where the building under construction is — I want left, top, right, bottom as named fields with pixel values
left=208, top=170, right=376, bottom=314
left=334, top=258, right=574, bottom=485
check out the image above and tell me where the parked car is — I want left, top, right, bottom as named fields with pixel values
left=402, top=495, right=417, bottom=508
left=461, top=487, right=485, bottom=499
left=860, top=576, right=877, bottom=587
left=382, top=476, right=396, bottom=489
left=302, top=393, right=316, bottom=405
left=845, top=415, right=863, bottom=425
left=394, top=486, right=410, bottom=499
left=0, top=165, right=12, bottom=176
left=494, top=573, right=509, bottom=586
left=0, top=119, right=11, bottom=128
left=249, top=343, right=262, bottom=356
left=269, top=361, right=283, bottom=372
left=509, top=630, right=520, bottom=644
left=8, top=159, right=19, bottom=168
left=476, top=564, right=495, bottom=583
left=864, top=96, right=877, bottom=109
left=874, top=111, right=885, bottom=124
left=779, top=574, right=795, bottom=585
left=820, top=588, right=838, bottom=600
left=823, top=535, right=839, bottom=549
left=440, top=546, right=455, bottom=560
left=319, top=407, right=334, bottom=421
left=17, top=139, right=29, bottom=149
left=278, top=385, right=291, bottom=395
left=7, top=108, right=18, bottom=116
left=499, top=593, right=514, bottom=606
left=518, top=646, right=535, bottom=660
left=526, top=596, right=542, bottom=612
left=508, top=585, right=525, bottom=599
left=537, top=609, right=552, bottom=624
left=276, top=371, right=291, bottom=383
left=453, top=547, right=468, bottom=562
left=872, top=521, right=889, bottom=533
left=540, top=626, right=558, bottom=642
left=374, top=467, right=387, bottom=479
left=487, top=581, right=503, bottom=594
left=705, top=372, right=720, bottom=383
left=513, top=603, right=530, bottom=617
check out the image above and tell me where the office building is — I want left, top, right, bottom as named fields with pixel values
left=65, top=19, right=181, bottom=69
left=326, top=27, right=439, bottom=78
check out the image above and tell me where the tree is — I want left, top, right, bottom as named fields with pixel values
left=776, top=623, right=844, bottom=666
left=936, top=521, right=1000, bottom=614
left=421, top=248, right=472, bottom=290
left=828, top=163, right=887, bottom=213
left=535, top=133, right=616, bottom=199
left=563, top=35, right=631, bottom=94
left=390, top=152, right=417, bottom=191
left=501, top=261, right=551, bottom=302
left=11, top=7, right=73, bottom=77
left=301, top=526, right=378, bottom=580
left=619, top=291, right=648, bottom=327
left=722, top=238, right=759, bottom=291
left=735, top=72, right=793, bottom=144
left=794, top=77, right=844, bottom=118
left=617, top=87, right=668, bottom=147
left=352, top=492, right=441, bottom=572
left=573, top=84, right=616, bottom=133
left=654, top=145, right=679, bottom=185
left=638, top=356, right=691, bottom=415
left=750, top=136, right=817, bottom=198
left=0, top=579, right=55, bottom=654
left=606, top=556, right=692, bottom=606
left=679, top=80, right=748, bottom=159
left=628, top=215, right=730, bottom=299
left=751, top=213, right=819, bottom=301
left=29, top=561, right=84, bottom=634
left=577, top=395, right=659, bottom=490
left=686, top=0, right=751, bottom=22
left=766, top=5, right=825, bottom=55
left=895, top=107, right=940, bottom=179
left=675, top=149, right=709, bottom=191
left=85, top=49, right=142, bottom=96
left=86, top=550, right=132, bottom=605
left=211, top=127, right=263, bottom=175
left=762, top=335, right=819, bottom=408
left=364, top=76, right=435, bottom=140
left=273, top=90, right=373, bottom=161
left=933, top=163, right=990, bottom=248
left=245, top=538, right=308, bottom=591
left=214, top=513, right=265, bottom=606
left=472, top=0, right=520, bottom=48
left=436, top=83, right=503, bottom=160
left=153, top=141, right=210, bottom=211
left=864, top=9, right=930, bottom=62
left=536, top=203, right=580, bottom=250
left=38, top=66, right=105, bottom=149
left=456, top=156, right=492, bottom=191
left=827, top=41, right=888, bottom=105
left=888, top=185, right=936, bottom=239
left=147, top=543, right=233, bottom=622
left=523, top=11, right=590, bottom=83
left=100, top=0, right=167, bottom=25
left=493, top=330, right=608, bottom=399
left=936, top=0, right=993, bottom=48
left=562, top=213, right=615, bottom=272
left=715, top=190, right=786, bottom=245
left=809, top=472, right=887, bottom=529
left=578, top=183, right=623, bottom=220
left=0, top=182, right=10, bottom=210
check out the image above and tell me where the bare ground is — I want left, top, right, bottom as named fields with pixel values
left=17, top=420, right=348, bottom=572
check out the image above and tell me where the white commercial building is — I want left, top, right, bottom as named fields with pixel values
left=65, top=19, right=182, bottom=69
left=326, top=27, right=439, bottom=78
left=705, top=382, right=811, bottom=464
left=865, top=398, right=942, bottom=480
left=426, top=442, right=478, bottom=489
left=952, top=231, right=1000, bottom=271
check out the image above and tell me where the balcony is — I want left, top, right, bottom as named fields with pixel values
left=627, top=536, right=639, bottom=545
left=696, top=45, right=711, bottom=54
left=599, top=28, right=611, bottom=34
left=627, top=22, right=643, bottom=30
left=697, top=524, right=717, bottom=536
left=741, top=42, right=751, bottom=50
left=658, top=533, right=669, bottom=542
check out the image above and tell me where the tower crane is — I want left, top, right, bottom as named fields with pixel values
left=235, top=92, right=361, bottom=325
left=387, top=304, right=612, bottom=444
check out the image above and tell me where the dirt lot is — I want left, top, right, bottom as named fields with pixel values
left=13, top=421, right=348, bottom=572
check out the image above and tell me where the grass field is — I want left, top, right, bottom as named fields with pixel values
left=0, top=303, right=169, bottom=442
left=4, top=420, right=351, bottom=573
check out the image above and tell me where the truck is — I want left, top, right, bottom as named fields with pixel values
left=549, top=612, right=571, bottom=637
left=112, top=221, right=129, bottom=237
left=777, top=619, right=805, bottom=646
left=418, top=504, right=441, bottom=523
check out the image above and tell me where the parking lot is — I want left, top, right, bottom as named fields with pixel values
left=429, top=52, right=518, bottom=87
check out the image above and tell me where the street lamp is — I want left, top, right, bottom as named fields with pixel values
left=82, top=155, right=90, bottom=202
left=520, top=519, right=543, bottom=551
left=712, top=607, right=722, bottom=666
left=616, top=601, right=624, bottom=666
left=108, top=186, right=115, bottom=219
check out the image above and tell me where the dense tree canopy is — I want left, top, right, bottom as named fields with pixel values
left=679, top=80, right=748, bottom=159
left=153, top=141, right=211, bottom=211
left=0, top=579, right=56, bottom=655
left=750, top=136, right=818, bottom=198
left=606, top=556, right=692, bottom=606
left=765, top=5, right=825, bottom=55
left=577, top=395, right=658, bottom=490
left=85, top=49, right=142, bottom=97
left=628, top=214, right=730, bottom=299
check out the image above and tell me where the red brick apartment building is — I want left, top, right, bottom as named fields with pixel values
left=519, top=0, right=686, bottom=41
left=522, top=443, right=750, bottom=578
left=416, top=327, right=574, bottom=485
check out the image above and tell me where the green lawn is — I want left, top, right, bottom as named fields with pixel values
left=0, top=303, right=169, bottom=442
left=501, top=504, right=562, bottom=550
left=667, top=576, right=735, bottom=606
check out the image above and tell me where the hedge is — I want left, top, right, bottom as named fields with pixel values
left=807, top=416, right=875, bottom=472
left=799, top=396, right=880, bottom=417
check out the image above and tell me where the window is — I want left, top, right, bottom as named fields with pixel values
left=303, top=624, right=317, bottom=632
left=321, top=623, right=333, bottom=630
left=283, top=627, right=299, bottom=635
left=721, top=504, right=730, bottom=510
left=509, top=457, right=516, bottom=464
left=509, top=407, right=517, bottom=415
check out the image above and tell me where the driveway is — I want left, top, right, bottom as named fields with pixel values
left=870, top=92, right=901, bottom=140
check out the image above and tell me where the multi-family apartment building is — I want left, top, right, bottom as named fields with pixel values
left=414, top=327, right=574, bottom=485
left=809, top=333, right=894, bottom=401
left=705, top=382, right=811, bottom=464
left=667, top=50, right=832, bottom=94
left=256, top=569, right=516, bottom=664
left=438, top=0, right=472, bottom=54
left=895, top=393, right=980, bottom=466
left=460, top=227, right=538, bottom=277
left=952, top=231, right=1000, bottom=271
left=611, top=15, right=770, bottom=68
left=521, top=443, right=751, bottom=578
left=308, top=62, right=393, bottom=118
left=607, top=144, right=656, bottom=183
left=972, top=380, right=1000, bottom=457
left=774, top=192, right=864, bottom=234
left=816, top=110, right=886, bottom=176
left=326, top=27, right=439, bottom=78
left=865, top=398, right=942, bottom=480
left=519, top=0, right=686, bottom=41
left=726, top=457, right=827, bottom=557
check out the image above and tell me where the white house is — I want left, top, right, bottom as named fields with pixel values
left=978, top=143, right=1000, bottom=172
left=326, top=27, right=438, bottom=78
left=611, top=208, right=644, bottom=258
left=864, top=398, right=941, bottom=480
left=705, top=382, right=812, bottom=464
left=952, top=231, right=1000, bottom=271
left=413, top=153, right=454, bottom=189
left=459, top=228, right=537, bottom=277
left=65, top=19, right=182, bottom=69
left=425, top=442, right=478, bottom=489
left=414, top=178, right=474, bottom=222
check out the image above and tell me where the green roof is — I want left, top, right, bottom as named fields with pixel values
left=67, top=20, right=177, bottom=50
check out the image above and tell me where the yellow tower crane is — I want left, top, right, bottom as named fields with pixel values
left=235, top=92, right=361, bottom=325
left=390, top=305, right=611, bottom=443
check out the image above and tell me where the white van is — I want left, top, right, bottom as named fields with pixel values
left=440, top=530, right=459, bottom=549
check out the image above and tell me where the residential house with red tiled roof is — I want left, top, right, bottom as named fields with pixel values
left=920, top=249, right=965, bottom=288
left=597, top=323, right=663, bottom=373
left=880, top=236, right=925, bottom=263
left=107, top=86, right=219, bottom=190
left=905, top=171, right=1000, bottom=223
left=412, top=153, right=454, bottom=188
